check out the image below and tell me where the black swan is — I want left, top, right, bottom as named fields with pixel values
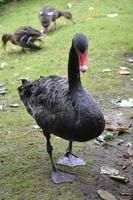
left=39, top=6, right=75, bottom=33
left=2, top=26, right=43, bottom=51
left=18, top=33, right=105, bottom=183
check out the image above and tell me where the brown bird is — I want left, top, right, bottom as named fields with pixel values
left=39, top=6, right=75, bottom=33
left=2, top=26, right=44, bottom=51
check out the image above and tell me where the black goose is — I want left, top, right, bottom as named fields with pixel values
left=39, top=6, right=75, bottom=33
left=18, top=33, right=105, bottom=183
left=2, top=26, right=43, bottom=51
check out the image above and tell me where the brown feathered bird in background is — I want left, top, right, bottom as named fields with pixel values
left=39, top=6, right=75, bottom=33
left=2, top=26, right=44, bottom=51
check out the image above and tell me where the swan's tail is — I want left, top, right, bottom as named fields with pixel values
left=18, top=79, right=32, bottom=96
left=18, top=79, right=33, bottom=115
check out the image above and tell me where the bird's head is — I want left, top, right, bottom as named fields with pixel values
left=73, top=33, right=88, bottom=73
left=64, top=12, right=75, bottom=24
left=2, top=34, right=12, bottom=50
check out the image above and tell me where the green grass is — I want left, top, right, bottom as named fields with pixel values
left=0, top=0, right=133, bottom=199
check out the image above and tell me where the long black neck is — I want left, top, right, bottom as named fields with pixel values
left=68, top=44, right=82, bottom=91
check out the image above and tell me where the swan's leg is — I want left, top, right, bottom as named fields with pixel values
left=45, top=135, right=76, bottom=184
left=56, top=141, right=86, bottom=167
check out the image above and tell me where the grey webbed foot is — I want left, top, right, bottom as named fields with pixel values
left=56, top=152, right=86, bottom=167
left=51, top=168, right=76, bottom=184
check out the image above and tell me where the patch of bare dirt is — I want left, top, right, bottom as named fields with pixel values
left=79, top=108, right=133, bottom=200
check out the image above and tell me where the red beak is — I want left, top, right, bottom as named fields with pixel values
left=78, top=51, right=88, bottom=72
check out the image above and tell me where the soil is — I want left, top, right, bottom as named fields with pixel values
left=79, top=107, right=133, bottom=200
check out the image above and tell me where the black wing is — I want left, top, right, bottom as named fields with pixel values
left=18, top=76, right=75, bottom=131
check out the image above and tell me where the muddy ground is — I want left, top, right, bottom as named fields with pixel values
left=77, top=107, right=133, bottom=200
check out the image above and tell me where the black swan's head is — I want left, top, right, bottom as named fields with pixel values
left=73, top=33, right=88, bottom=72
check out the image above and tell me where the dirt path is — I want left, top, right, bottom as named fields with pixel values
left=79, top=108, right=133, bottom=200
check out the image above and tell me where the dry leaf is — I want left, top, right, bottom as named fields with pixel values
left=0, top=105, right=5, bottom=110
left=0, top=62, right=8, bottom=69
left=9, top=103, right=20, bottom=108
left=119, top=70, right=130, bottom=75
left=33, top=125, right=40, bottom=129
left=105, top=127, right=129, bottom=133
left=125, top=57, right=133, bottom=63
left=89, top=7, right=94, bottom=10
left=67, top=3, right=72, bottom=9
left=119, top=66, right=128, bottom=70
left=124, top=53, right=133, bottom=63
left=100, top=166, right=119, bottom=175
left=112, top=98, right=133, bottom=108
left=102, top=68, right=112, bottom=72
left=0, top=86, right=7, bottom=94
left=107, top=13, right=118, bottom=18
left=97, top=189, right=116, bottom=200
left=110, top=175, right=129, bottom=183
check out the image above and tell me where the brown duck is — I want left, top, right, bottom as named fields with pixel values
left=2, top=26, right=44, bottom=51
left=39, top=6, right=75, bottom=33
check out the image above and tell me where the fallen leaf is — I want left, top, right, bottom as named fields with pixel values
left=0, top=105, right=5, bottom=110
left=97, top=189, right=116, bottom=200
left=100, top=166, right=119, bottom=175
left=67, top=3, right=72, bottom=9
left=112, top=98, right=133, bottom=108
left=125, top=142, right=132, bottom=147
left=119, top=192, right=130, bottom=196
left=89, top=7, right=94, bottom=10
left=105, top=127, right=129, bottom=133
left=0, top=86, right=7, bottom=94
left=120, top=66, right=128, bottom=70
left=124, top=53, right=133, bottom=63
left=127, top=146, right=133, bottom=157
left=110, top=175, right=129, bottom=183
left=0, top=62, right=8, bottom=69
left=96, top=135, right=105, bottom=143
left=102, top=68, right=112, bottom=72
left=119, top=70, right=130, bottom=75
left=125, top=57, right=133, bottom=63
left=33, top=125, right=40, bottom=129
left=107, top=13, right=118, bottom=18
left=9, top=103, right=20, bottom=108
